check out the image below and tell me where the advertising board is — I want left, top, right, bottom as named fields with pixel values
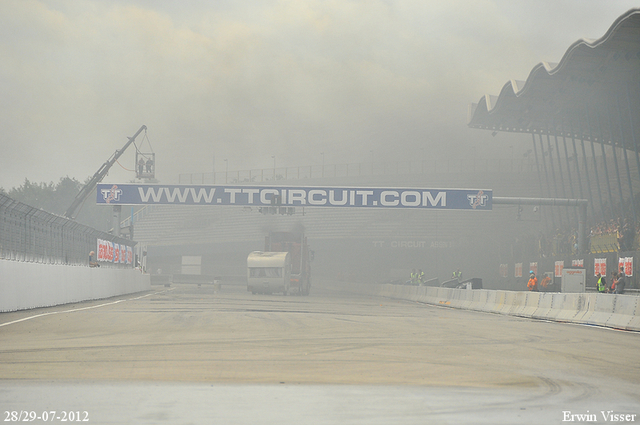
left=96, top=184, right=492, bottom=210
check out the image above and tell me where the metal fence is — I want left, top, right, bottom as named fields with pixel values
left=0, top=193, right=135, bottom=266
left=179, top=158, right=538, bottom=185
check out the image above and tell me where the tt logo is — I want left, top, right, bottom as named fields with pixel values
left=467, top=190, right=488, bottom=209
left=101, top=185, right=122, bottom=203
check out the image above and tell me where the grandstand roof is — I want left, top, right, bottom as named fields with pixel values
left=468, top=8, right=640, bottom=147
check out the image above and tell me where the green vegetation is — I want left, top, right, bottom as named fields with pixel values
left=1, top=177, right=113, bottom=231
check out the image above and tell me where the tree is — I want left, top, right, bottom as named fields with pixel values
left=5, top=177, right=112, bottom=231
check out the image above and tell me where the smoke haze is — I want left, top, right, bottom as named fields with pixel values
left=0, top=0, right=637, bottom=189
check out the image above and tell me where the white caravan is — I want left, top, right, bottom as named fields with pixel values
left=247, top=251, right=291, bottom=295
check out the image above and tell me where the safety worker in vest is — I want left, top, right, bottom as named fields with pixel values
left=408, top=269, right=417, bottom=285
left=596, top=273, right=608, bottom=293
left=417, top=269, right=425, bottom=285
left=527, top=271, right=538, bottom=291
left=616, top=271, right=626, bottom=294
left=540, top=274, right=552, bottom=291
left=452, top=269, right=462, bottom=280
left=611, top=272, right=618, bottom=293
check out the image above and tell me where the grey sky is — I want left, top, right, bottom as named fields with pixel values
left=0, top=0, right=637, bottom=190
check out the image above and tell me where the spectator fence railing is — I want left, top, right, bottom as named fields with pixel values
left=0, top=193, right=135, bottom=267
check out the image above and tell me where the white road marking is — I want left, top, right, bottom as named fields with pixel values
left=0, top=288, right=174, bottom=328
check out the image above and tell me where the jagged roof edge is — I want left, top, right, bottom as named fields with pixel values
left=468, top=7, right=640, bottom=123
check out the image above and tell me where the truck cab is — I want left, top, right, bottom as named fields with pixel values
left=265, top=231, right=311, bottom=295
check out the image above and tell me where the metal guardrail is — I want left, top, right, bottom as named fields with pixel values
left=119, top=205, right=152, bottom=229
left=0, top=193, right=135, bottom=266
left=179, top=158, right=538, bottom=184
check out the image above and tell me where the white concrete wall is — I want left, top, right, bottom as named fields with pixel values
left=335, top=281, right=640, bottom=332
left=0, top=260, right=151, bottom=312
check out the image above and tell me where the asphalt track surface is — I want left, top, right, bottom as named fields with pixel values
left=1, top=281, right=639, bottom=424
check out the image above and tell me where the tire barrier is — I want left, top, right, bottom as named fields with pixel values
left=359, top=282, right=640, bottom=332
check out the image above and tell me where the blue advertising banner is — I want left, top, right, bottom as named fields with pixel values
left=96, top=184, right=492, bottom=210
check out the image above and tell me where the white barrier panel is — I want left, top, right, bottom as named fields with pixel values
left=542, top=294, right=568, bottom=321
left=554, top=293, right=584, bottom=322
left=400, top=285, right=416, bottom=300
left=456, top=289, right=469, bottom=308
left=399, top=285, right=412, bottom=298
left=460, top=289, right=474, bottom=309
left=380, top=284, right=396, bottom=298
left=510, top=292, right=528, bottom=316
left=480, top=291, right=498, bottom=313
left=441, top=288, right=455, bottom=305
left=519, top=292, right=541, bottom=318
left=628, top=298, right=640, bottom=332
left=389, top=285, right=404, bottom=298
left=407, top=286, right=422, bottom=303
left=532, top=293, right=554, bottom=320
left=491, top=291, right=506, bottom=314
left=355, top=282, right=639, bottom=332
left=582, top=294, right=616, bottom=327
left=498, top=291, right=516, bottom=315
left=426, top=287, right=439, bottom=304
left=468, top=290, right=487, bottom=312
left=432, top=288, right=449, bottom=306
left=415, top=286, right=429, bottom=303
left=388, top=284, right=402, bottom=298
left=606, top=295, right=639, bottom=330
left=449, top=289, right=465, bottom=308
left=574, top=293, right=598, bottom=323
left=0, top=260, right=150, bottom=312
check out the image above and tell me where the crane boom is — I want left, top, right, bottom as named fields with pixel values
left=64, top=125, right=147, bottom=219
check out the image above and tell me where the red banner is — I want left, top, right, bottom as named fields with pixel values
left=594, top=258, right=606, bottom=276
left=97, top=239, right=114, bottom=262
left=619, top=257, right=633, bottom=277
left=96, top=239, right=132, bottom=264
left=555, top=261, right=564, bottom=278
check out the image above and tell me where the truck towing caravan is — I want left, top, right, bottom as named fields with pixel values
left=265, top=230, right=312, bottom=295
left=247, top=251, right=291, bottom=295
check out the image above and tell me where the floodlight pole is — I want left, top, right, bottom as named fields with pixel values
left=112, top=205, right=122, bottom=237
left=493, top=197, right=589, bottom=255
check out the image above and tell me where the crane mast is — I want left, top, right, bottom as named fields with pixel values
left=64, top=125, right=147, bottom=219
